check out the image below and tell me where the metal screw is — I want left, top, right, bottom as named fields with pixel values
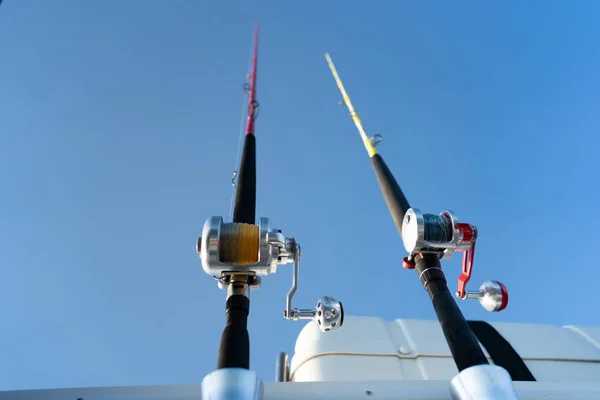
left=399, top=346, right=410, bottom=355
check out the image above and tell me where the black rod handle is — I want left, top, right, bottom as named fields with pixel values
left=217, top=294, right=250, bottom=369
left=415, top=254, right=489, bottom=371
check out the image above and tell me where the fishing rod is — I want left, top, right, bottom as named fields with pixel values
left=324, top=53, right=517, bottom=399
left=196, top=23, right=343, bottom=398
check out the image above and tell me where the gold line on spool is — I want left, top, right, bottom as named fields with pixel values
left=219, top=222, right=260, bottom=265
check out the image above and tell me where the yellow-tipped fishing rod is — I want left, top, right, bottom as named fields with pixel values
left=324, top=53, right=513, bottom=377
left=325, top=53, right=410, bottom=238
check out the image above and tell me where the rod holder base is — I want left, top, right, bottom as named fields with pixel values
left=449, top=364, right=518, bottom=400
left=202, top=368, right=263, bottom=400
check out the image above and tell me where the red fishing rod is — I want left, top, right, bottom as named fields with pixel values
left=211, top=21, right=260, bottom=372
left=233, top=21, right=259, bottom=225
left=197, top=26, right=344, bottom=396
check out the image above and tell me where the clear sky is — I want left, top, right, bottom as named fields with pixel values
left=1, top=0, right=600, bottom=390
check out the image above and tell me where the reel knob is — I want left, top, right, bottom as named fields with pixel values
left=315, top=296, right=344, bottom=332
left=284, top=296, right=344, bottom=333
left=462, top=280, right=508, bottom=312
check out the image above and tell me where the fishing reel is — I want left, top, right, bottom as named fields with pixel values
left=197, top=216, right=343, bottom=332
left=197, top=216, right=294, bottom=288
left=400, top=208, right=508, bottom=312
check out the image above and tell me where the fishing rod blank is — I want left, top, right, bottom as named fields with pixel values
left=232, top=21, right=259, bottom=225
left=324, top=54, right=410, bottom=235
left=324, top=53, right=509, bottom=373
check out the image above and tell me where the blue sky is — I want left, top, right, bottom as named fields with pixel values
left=1, top=0, right=600, bottom=390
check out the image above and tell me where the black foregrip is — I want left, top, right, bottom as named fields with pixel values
left=415, top=255, right=489, bottom=371
left=371, top=154, right=411, bottom=236
left=217, top=294, right=250, bottom=369
left=233, top=134, right=257, bottom=224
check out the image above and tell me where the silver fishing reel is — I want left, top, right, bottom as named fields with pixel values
left=197, top=216, right=295, bottom=289
left=197, top=216, right=344, bottom=329
left=401, top=208, right=508, bottom=312
left=402, top=208, right=474, bottom=259
left=283, top=245, right=344, bottom=332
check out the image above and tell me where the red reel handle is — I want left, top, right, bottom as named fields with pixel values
left=457, top=242, right=475, bottom=298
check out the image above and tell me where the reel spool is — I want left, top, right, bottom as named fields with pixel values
left=401, top=208, right=508, bottom=312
